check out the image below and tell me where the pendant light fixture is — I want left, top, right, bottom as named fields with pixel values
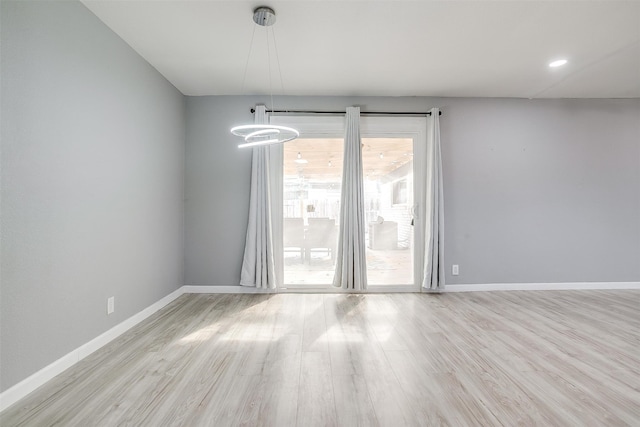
left=294, top=152, right=308, bottom=164
left=231, top=6, right=299, bottom=148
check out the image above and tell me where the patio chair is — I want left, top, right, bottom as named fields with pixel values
left=283, top=217, right=305, bottom=262
left=305, top=218, right=337, bottom=263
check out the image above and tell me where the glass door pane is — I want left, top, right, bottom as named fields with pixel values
left=283, top=138, right=343, bottom=286
left=362, top=137, right=414, bottom=286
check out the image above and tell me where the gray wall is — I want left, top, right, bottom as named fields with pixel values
left=443, top=98, right=639, bottom=284
left=185, top=96, right=640, bottom=286
left=1, top=1, right=185, bottom=391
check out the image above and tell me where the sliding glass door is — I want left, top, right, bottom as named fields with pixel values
left=272, top=115, right=426, bottom=291
left=282, top=138, right=343, bottom=286
left=362, top=137, right=414, bottom=286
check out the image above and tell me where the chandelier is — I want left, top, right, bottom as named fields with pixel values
left=230, top=7, right=299, bottom=148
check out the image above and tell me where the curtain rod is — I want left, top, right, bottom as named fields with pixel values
left=250, top=108, right=442, bottom=116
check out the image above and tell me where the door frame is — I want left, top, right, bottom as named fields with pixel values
left=270, top=114, right=427, bottom=292
left=360, top=116, right=426, bottom=293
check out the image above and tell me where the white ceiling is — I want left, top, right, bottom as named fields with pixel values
left=82, top=0, right=640, bottom=98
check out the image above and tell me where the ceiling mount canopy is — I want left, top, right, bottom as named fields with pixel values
left=253, top=6, right=276, bottom=26
left=230, top=6, right=299, bottom=148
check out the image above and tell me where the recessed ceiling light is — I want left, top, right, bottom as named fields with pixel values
left=549, top=59, right=568, bottom=68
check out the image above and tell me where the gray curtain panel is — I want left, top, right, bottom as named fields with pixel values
left=240, top=105, right=277, bottom=289
left=422, top=107, right=445, bottom=291
left=333, top=107, right=368, bottom=290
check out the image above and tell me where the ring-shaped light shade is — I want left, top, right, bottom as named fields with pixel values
left=246, top=128, right=281, bottom=139
left=238, top=139, right=280, bottom=149
left=231, top=124, right=299, bottom=148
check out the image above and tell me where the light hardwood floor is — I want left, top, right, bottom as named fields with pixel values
left=2, top=291, right=640, bottom=426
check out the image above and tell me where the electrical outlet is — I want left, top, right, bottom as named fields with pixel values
left=107, top=297, right=115, bottom=315
left=452, top=264, right=459, bottom=276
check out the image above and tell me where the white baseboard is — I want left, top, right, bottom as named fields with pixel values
left=0, top=286, right=185, bottom=413
left=444, top=282, right=640, bottom=292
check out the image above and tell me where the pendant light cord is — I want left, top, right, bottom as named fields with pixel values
left=266, top=26, right=274, bottom=113
left=239, top=23, right=257, bottom=95
left=271, top=26, right=286, bottom=104
left=239, top=12, right=286, bottom=111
